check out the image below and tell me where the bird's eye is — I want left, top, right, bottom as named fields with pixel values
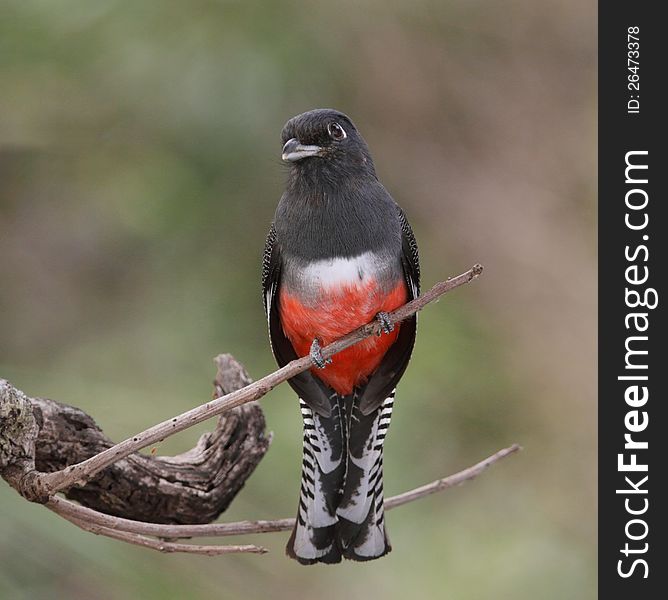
left=328, top=122, right=347, bottom=141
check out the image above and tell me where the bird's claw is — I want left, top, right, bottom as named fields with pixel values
left=376, top=311, right=394, bottom=335
left=309, top=338, right=331, bottom=369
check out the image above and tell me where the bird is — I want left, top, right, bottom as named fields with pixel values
left=262, top=108, right=420, bottom=564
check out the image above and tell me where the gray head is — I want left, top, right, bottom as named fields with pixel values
left=280, top=109, right=376, bottom=180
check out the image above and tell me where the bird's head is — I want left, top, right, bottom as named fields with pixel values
left=280, top=109, right=376, bottom=178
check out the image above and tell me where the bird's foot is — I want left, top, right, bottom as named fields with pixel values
left=375, top=311, right=394, bottom=335
left=309, top=338, right=332, bottom=369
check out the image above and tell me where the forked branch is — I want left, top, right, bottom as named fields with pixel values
left=0, top=263, right=519, bottom=558
left=21, top=264, right=484, bottom=501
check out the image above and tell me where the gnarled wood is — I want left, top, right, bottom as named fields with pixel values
left=1, top=354, right=270, bottom=524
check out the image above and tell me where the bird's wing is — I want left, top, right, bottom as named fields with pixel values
left=398, top=205, right=421, bottom=299
left=261, top=223, right=279, bottom=319
left=358, top=205, right=420, bottom=415
left=262, top=223, right=334, bottom=418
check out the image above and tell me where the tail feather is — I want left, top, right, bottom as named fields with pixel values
left=287, top=392, right=395, bottom=564
left=337, top=391, right=394, bottom=560
left=286, top=398, right=346, bottom=564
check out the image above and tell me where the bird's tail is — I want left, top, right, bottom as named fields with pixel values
left=286, top=398, right=346, bottom=564
left=286, top=392, right=394, bottom=564
left=336, top=391, right=394, bottom=561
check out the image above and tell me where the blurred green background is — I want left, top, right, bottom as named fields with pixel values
left=1, top=1, right=596, bottom=598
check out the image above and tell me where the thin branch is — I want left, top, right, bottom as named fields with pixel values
left=48, top=495, right=295, bottom=538
left=37, top=264, right=483, bottom=498
left=59, top=512, right=267, bottom=555
left=384, top=443, right=521, bottom=509
left=46, top=443, right=518, bottom=541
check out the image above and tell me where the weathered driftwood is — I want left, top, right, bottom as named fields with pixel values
left=1, top=355, right=270, bottom=524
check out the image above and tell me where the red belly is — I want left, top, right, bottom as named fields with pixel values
left=279, top=280, right=407, bottom=395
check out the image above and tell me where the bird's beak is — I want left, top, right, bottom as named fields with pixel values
left=281, top=138, right=323, bottom=162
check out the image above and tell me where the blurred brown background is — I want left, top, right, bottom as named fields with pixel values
left=1, top=1, right=596, bottom=598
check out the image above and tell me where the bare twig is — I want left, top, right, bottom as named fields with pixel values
left=46, top=443, right=519, bottom=541
left=384, top=443, right=521, bottom=509
left=59, top=512, right=267, bottom=555
left=48, top=495, right=294, bottom=538
left=37, top=264, right=483, bottom=498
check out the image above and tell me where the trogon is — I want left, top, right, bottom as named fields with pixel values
left=262, top=109, right=420, bottom=564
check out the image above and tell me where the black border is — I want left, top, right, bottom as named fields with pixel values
left=599, top=2, right=665, bottom=595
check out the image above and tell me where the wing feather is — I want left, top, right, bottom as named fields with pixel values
left=262, top=222, right=333, bottom=417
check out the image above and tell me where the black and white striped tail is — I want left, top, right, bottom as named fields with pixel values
left=286, top=391, right=395, bottom=564
left=337, top=391, right=394, bottom=560
left=287, top=398, right=346, bottom=564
